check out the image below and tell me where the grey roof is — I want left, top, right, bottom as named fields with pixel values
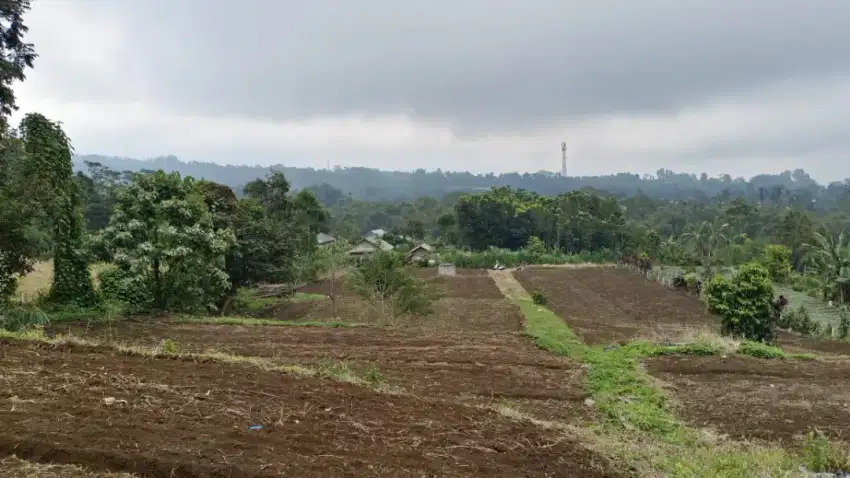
left=349, top=236, right=393, bottom=254
left=317, top=232, right=336, bottom=245
left=364, top=228, right=386, bottom=238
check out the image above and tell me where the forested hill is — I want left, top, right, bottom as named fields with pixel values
left=74, top=154, right=847, bottom=203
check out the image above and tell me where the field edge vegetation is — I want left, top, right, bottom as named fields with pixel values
left=491, top=269, right=849, bottom=477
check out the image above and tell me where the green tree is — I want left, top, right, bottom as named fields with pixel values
left=314, top=240, right=351, bottom=318
left=20, top=113, right=96, bottom=305
left=706, top=263, right=776, bottom=342
left=99, top=171, right=234, bottom=312
left=682, top=218, right=729, bottom=268
left=349, top=250, right=434, bottom=325
left=803, top=230, right=850, bottom=302
left=226, top=198, right=295, bottom=289
left=0, top=0, right=36, bottom=129
left=761, top=244, right=793, bottom=283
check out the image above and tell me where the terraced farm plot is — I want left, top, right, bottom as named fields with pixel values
left=256, top=268, right=523, bottom=332
left=514, top=266, right=717, bottom=344
left=514, top=266, right=850, bottom=356
left=645, top=355, right=850, bottom=443
left=0, top=340, right=614, bottom=477
left=46, top=320, right=590, bottom=425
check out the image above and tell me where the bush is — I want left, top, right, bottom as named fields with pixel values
left=839, top=307, right=850, bottom=340
left=531, top=290, right=547, bottom=305
left=738, top=341, right=785, bottom=359
left=438, top=247, right=614, bottom=269
left=0, top=305, right=49, bottom=331
left=781, top=304, right=819, bottom=336
left=706, top=263, right=776, bottom=342
left=761, top=244, right=793, bottom=283
left=98, top=267, right=153, bottom=313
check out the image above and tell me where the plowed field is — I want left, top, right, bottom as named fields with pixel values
left=0, top=340, right=615, bottom=477
left=514, top=266, right=850, bottom=355
left=513, top=266, right=850, bottom=444
left=646, top=355, right=850, bottom=442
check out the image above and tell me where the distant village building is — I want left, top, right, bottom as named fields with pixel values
left=316, top=232, right=336, bottom=247
left=348, top=235, right=394, bottom=258
left=363, top=229, right=386, bottom=239
left=406, top=243, right=433, bottom=264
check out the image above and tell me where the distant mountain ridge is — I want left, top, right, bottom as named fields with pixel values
left=73, top=154, right=839, bottom=203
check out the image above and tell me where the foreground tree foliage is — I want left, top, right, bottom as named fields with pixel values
left=98, top=171, right=235, bottom=312
left=706, top=263, right=776, bottom=342
left=349, top=251, right=435, bottom=325
left=0, top=0, right=36, bottom=129
left=19, top=113, right=96, bottom=305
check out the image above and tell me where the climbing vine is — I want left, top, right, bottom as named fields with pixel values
left=19, top=113, right=96, bottom=305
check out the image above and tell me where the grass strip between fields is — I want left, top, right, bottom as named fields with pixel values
left=0, top=329, right=392, bottom=392
left=173, top=315, right=368, bottom=328
left=497, top=273, right=849, bottom=477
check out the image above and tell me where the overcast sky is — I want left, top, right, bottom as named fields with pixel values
left=12, top=0, right=850, bottom=181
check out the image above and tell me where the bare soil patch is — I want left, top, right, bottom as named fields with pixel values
left=47, top=321, right=586, bottom=424
left=0, top=340, right=614, bottom=477
left=645, top=355, right=850, bottom=443
left=515, top=267, right=850, bottom=355
left=515, top=267, right=716, bottom=344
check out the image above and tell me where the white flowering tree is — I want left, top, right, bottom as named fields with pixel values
left=97, top=171, right=235, bottom=312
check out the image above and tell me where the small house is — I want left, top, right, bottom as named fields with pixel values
left=363, top=229, right=386, bottom=239
left=317, top=232, right=336, bottom=247
left=406, top=243, right=433, bottom=264
left=348, top=235, right=394, bottom=258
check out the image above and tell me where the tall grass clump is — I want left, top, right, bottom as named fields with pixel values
left=438, top=247, right=614, bottom=268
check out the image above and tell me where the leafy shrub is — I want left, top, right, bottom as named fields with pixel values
left=790, top=274, right=822, bottom=294
left=738, top=341, right=785, bottom=359
left=761, top=244, right=793, bottom=283
left=801, top=430, right=850, bottom=473
left=0, top=305, right=49, bottom=331
left=782, top=305, right=819, bottom=336
left=839, top=307, right=850, bottom=340
left=159, top=338, right=180, bottom=355
left=98, top=267, right=153, bottom=313
left=706, top=263, right=776, bottom=342
left=531, top=290, right=548, bottom=305
left=437, top=247, right=614, bottom=269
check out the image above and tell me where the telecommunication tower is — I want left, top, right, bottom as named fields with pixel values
left=560, top=142, right=567, bottom=177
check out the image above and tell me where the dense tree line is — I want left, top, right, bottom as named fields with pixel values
left=77, top=155, right=850, bottom=206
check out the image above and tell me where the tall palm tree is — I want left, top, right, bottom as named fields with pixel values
left=681, top=218, right=729, bottom=268
left=804, top=230, right=850, bottom=302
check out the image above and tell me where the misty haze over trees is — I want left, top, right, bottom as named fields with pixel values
left=75, top=154, right=848, bottom=204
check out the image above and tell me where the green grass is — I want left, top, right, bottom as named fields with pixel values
left=502, top=277, right=843, bottom=477
left=175, top=315, right=356, bottom=328
left=738, top=341, right=786, bottom=359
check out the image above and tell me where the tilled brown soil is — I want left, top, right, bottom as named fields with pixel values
left=248, top=296, right=522, bottom=332
left=515, top=267, right=716, bottom=344
left=514, top=267, right=850, bottom=355
left=46, top=321, right=588, bottom=424
left=645, top=355, right=850, bottom=443
left=0, top=340, right=616, bottom=477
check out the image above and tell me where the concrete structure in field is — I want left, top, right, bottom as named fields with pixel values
left=406, top=243, right=433, bottom=264
left=438, top=262, right=456, bottom=277
left=348, top=235, right=393, bottom=258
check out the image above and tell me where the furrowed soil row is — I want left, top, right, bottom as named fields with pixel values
left=645, top=355, right=850, bottom=443
left=46, top=322, right=593, bottom=426
left=0, top=340, right=616, bottom=477
left=516, top=266, right=850, bottom=355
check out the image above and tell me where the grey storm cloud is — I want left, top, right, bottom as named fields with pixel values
left=76, top=0, right=850, bottom=135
